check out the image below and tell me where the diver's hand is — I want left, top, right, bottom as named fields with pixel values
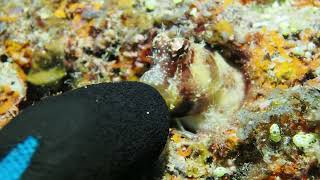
left=0, top=82, right=170, bottom=180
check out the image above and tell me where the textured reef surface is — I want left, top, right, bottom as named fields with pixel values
left=0, top=0, right=319, bottom=179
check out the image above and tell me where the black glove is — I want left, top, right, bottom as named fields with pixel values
left=0, top=82, right=170, bottom=180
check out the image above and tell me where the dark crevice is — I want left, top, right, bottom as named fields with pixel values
left=18, top=75, right=73, bottom=110
left=306, top=163, right=320, bottom=178
left=210, top=43, right=249, bottom=70
left=0, top=54, right=8, bottom=62
left=228, top=140, right=263, bottom=166
left=300, top=70, right=316, bottom=83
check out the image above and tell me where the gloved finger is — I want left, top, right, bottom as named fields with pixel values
left=0, top=82, right=170, bottom=180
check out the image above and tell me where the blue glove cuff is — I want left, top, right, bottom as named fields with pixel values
left=0, top=136, right=39, bottom=180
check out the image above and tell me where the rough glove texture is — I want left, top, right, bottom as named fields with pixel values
left=0, top=82, right=170, bottom=180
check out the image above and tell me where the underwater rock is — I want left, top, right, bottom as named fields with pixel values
left=0, top=62, right=26, bottom=128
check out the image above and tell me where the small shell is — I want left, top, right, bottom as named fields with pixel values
left=213, top=167, right=230, bottom=177
left=269, top=124, right=282, bottom=143
left=293, top=132, right=317, bottom=150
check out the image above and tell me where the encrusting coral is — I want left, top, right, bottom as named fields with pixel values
left=0, top=0, right=319, bottom=179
